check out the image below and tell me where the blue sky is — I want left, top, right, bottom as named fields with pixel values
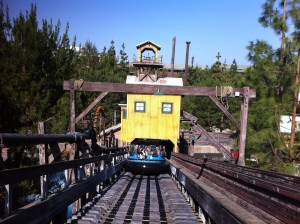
left=5, top=0, right=280, bottom=66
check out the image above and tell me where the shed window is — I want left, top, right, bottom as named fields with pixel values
left=162, top=102, right=173, bottom=114
left=135, top=101, right=145, bottom=112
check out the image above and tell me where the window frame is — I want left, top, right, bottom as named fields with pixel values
left=134, top=101, right=146, bottom=112
left=162, top=102, right=173, bottom=114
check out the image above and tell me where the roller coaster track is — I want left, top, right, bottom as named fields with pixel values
left=67, top=173, right=199, bottom=223
left=170, top=152, right=300, bottom=224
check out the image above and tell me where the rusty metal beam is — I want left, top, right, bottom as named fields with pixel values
left=63, top=80, right=256, bottom=98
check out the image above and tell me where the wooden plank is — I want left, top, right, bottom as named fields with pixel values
left=75, top=92, right=108, bottom=124
left=209, top=96, right=240, bottom=130
left=63, top=80, right=256, bottom=98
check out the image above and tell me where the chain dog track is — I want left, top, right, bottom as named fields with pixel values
left=67, top=172, right=199, bottom=224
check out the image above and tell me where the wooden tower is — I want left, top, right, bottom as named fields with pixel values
left=121, top=40, right=182, bottom=154
left=132, top=40, right=164, bottom=82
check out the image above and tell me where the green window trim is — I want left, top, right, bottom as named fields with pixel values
left=135, top=101, right=146, bottom=112
left=162, top=102, right=173, bottom=114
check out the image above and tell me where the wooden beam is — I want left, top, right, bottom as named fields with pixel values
left=192, top=124, right=231, bottom=158
left=238, top=87, right=249, bottom=166
left=75, top=92, right=108, bottom=124
left=209, top=96, right=240, bottom=130
left=182, top=111, right=231, bottom=158
left=63, top=80, right=256, bottom=98
left=69, top=80, right=76, bottom=132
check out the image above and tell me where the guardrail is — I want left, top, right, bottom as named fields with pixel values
left=0, top=131, right=128, bottom=224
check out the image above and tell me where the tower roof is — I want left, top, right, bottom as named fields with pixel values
left=136, top=40, right=161, bottom=50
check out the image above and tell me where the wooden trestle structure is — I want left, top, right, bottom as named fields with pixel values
left=64, top=80, right=256, bottom=166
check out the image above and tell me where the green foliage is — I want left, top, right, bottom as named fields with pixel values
left=243, top=0, right=300, bottom=169
left=0, top=3, right=76, bottom=133
left=2, top=0, right=300, bottom=174
left=184, top=57, right=242, bottom=132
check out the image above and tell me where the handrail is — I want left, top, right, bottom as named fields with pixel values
left=0, top=130, right=129, bottom=223
left=0, top=151, right=127, bottom=186
left=0, top=131, right=93, bottom=146
left=0, top=162, right=124, bottom=224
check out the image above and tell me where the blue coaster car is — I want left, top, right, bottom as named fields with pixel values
left=125, top=153, right=169, bottom=175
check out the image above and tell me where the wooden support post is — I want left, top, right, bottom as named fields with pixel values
left=70, top=79, right=76, bottom=133
left=0, top=147, right=8, bottom=164
left=184, top=41, right=191, bottom=86
left=4, top=184, right=12, bottom=217
left=69, top=80, right=79, bottom=214
left=238, top=87, right=250, bottom=166
left=38, top=122, right=48, bottom=199
left=189, top=141, right=194, bottom=157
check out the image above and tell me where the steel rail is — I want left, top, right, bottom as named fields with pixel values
left=171, top=153, right=300, bottom=224
left=172, top=153, right=300, bottom=201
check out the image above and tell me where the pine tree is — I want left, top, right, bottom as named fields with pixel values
left=0, top=3, right=76, bottom=132
left=119, top=43, right=128, bottom=65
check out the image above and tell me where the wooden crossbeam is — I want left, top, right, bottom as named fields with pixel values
left=75, top=92, right=108, bottom=124
left=63, top=80, right=256, bottom=98
left=209, top=96, right=240, bottom=130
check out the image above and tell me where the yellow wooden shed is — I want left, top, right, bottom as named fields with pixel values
left=120, top=75, right=183, bottom=153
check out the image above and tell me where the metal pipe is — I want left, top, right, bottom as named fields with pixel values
left=184, top=41, right=191, bottom=85
left=0, top=132, right=93, bottom=147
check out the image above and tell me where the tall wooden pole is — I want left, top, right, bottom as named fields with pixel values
left=70, top=79, right=76, bottom=133
left=171, top=36, right=176, bottom=77
left=184, top=41, right=191, bottom=86
left=69, top=80, right=79, bottom=213
left=238, top=87, right=250, bottom=166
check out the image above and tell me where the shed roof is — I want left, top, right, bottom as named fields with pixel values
left=126, top=75, right=183, bottom=86
left=136, top=40, right=161, bottom=50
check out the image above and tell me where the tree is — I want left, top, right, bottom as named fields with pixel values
left=241, top=0, right=300, bottom=170
left=259, top=0, right=288, bottom=60
left=258, top=0, right=300, bottom=158
left=119, top=43, right=128, bottom=65
left=0, top=3, right=76, bottom=133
